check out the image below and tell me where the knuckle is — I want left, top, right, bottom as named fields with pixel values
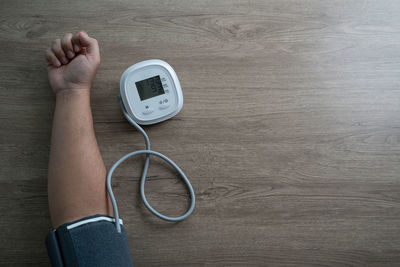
left=52, top=39, right=60, bottom=48
left=52, top=48, right=63, bottom=56
left=61, top=40, right=71, bottom=49
left=76, top=30, right=85, bottom=37
left=71, top=34, right=79, bottom=43
left=51, top=45, right=57, bottom=53
left=63, top=33, right=72, bottom=39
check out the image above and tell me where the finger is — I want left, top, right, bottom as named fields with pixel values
left=61, top=33, right=75, bottom=59
left=77, top=31, right=99, bottom=57
left=51, top=38, right=69, bottom=65
left=71, top=31, right=82, bottom=53
left=45, top=49, right=61, bottom=67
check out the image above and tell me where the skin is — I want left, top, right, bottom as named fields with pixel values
left=45, top=31, right=112, bottom=228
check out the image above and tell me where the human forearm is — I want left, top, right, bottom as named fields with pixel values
left=50, top=90, right=97, bottom=167
left=48, top=89, right=110, bottom=227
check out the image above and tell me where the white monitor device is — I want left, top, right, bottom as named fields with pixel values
left=108, top=59, right=195, bottom=233
left=120, top=59, right=183, bottom=125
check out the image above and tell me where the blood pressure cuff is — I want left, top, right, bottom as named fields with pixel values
left=45, top=214, right=134, bottom=267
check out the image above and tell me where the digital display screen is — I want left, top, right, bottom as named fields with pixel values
left=135, top=75, right=165, bottom=101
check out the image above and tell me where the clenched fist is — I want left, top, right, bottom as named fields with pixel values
left=45, top=31, right=100, bottom=94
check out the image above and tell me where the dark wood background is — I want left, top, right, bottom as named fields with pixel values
left=1, top=0, right=400, bottom=266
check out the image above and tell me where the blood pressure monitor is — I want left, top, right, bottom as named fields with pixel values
left=120, top=59, right=183, bottom=125
left=108, top=60, right=195, bottom=233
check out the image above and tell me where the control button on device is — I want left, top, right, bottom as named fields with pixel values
left=161, top=77, right=166, bottom=82
left=163, top=84, right=168, bottom=88
left=159, top=104, right=170, bottom=110
left=142, top=108, right=154, bottom=115
left=164, top=99, right=168, bottom=103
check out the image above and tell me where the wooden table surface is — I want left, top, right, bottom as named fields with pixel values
left=1, top=0, right=400, bottom=266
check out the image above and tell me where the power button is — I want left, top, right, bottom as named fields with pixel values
left=142, top=108, right=154, bottom=115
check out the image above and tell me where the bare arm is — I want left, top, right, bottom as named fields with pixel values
left=45, top=31, right=111, bottom=228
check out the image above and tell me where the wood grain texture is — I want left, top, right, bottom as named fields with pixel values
left=1, top=0, right=400, bottom=266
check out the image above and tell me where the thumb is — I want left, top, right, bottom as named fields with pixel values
left=78, top=31, right=99, bottom=57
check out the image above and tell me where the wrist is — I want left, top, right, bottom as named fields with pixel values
left=52, top=82, right=92, bottom=96
left=55, top=88, right=91, bottom=102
